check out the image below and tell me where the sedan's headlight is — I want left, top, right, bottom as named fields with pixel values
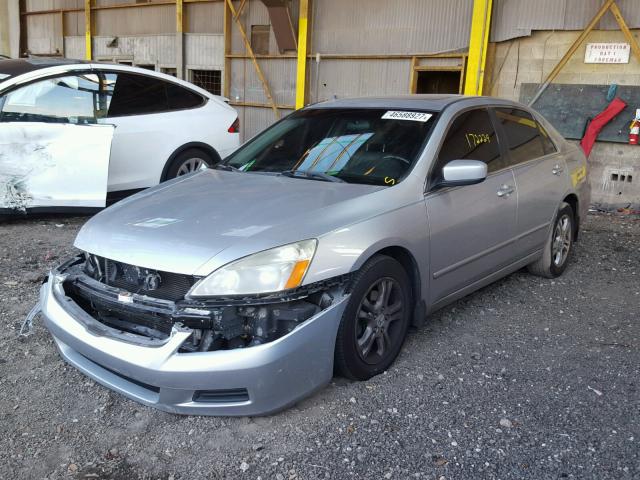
left=187, top=239, right=317, bottom=297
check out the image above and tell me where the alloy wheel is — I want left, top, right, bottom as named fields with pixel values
left=552, top=214, right=572, bottom=267
left=176, top=157, right=206, bottom=176
left=355, top=277, right=405, bottom=365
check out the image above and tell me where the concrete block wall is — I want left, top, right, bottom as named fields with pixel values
left=488, top=30, right=640, bottom=208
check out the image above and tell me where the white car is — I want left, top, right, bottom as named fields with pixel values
left=0, top=58, right=239, bottom=212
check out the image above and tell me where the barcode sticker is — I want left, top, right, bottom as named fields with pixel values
left=381, top=111, right=432, bottom=122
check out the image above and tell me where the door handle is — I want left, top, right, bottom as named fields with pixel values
left=552, top=164, right=564, bottom=175
left=497, top=184, right=514, bottom=198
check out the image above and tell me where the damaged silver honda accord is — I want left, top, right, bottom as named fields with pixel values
left=37, top=95, right=590, bottom=415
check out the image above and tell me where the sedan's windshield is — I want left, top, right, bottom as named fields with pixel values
left=224, top=108, right=437, bottom=186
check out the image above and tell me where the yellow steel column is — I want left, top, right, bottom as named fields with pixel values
left=84, top=0, right=92, bottom=60
left=223, top=0, right=231, bottom=99
left=464, top=0, right=492, bottom=96
left=176, top=0, right=184, bottom=78
left=295, top=0, right=310, bottom=109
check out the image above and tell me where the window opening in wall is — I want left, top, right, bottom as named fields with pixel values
left=190, top=70, right=222, bottom=96
left=251, top=25, right=270, bottom=55
left=136, top=64, right=156, bottom=71
left=415, top=70, right=462, bottom=94
left=161, top=67, right=177, bottom=77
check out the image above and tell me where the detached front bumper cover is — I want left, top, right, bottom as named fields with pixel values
left=38, top=256, right=351, bottom=416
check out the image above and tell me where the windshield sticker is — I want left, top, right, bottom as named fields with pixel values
left=384, top=177, right=396, bottom=186
left=382, top=111, right=432, bottom=122
left=298, top=133, right=374, bottom=172
left=130, top=217, right=182, bottom=229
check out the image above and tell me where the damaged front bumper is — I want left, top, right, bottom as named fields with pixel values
left=39, top=257, right=350, bottom=416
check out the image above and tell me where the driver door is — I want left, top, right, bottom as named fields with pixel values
left=425, top=107, right=518, bottom=305
left=0, top=72, right=113, bottom=211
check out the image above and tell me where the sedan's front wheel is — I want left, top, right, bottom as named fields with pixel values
left=527, top=202, right=574, bottom=278
left=335, top=255, right=412, bottom=380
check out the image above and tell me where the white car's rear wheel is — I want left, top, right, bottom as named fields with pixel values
left=165, top=148, right=214, bottom=179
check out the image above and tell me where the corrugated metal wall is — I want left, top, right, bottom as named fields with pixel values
left=308, top=58, right=411, bottom=103
left=26, top=0, right=83, bottom=10
left=94, top=4, right=175, bottom=36
left=186, top=2, right=224, bottom=34
left=19, top=0, right=640, bottom=142
left=185, top=34, right=224, bottom=69
left=93, top=35, right=177, bottom=65
left=492, top=0, right=640, bottom=42
left=312, top=0, right=473, bottom=55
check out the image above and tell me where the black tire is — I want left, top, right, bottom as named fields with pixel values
left=527, top=202, right=574, bottom=278
left=164, top=148, right=214, bottom=180
left=335, top=255, right=412, bottom=380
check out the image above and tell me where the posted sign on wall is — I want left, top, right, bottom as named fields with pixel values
left=584, top=43, right=630, bottom=64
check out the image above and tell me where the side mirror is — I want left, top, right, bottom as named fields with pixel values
left=436, top=160, right=487, bottom=188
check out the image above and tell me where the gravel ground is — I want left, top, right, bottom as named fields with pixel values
left=0, top=213, right=638, bottom=480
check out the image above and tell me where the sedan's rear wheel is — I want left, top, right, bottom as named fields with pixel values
left=165, top=148, right=214, bottom=180
left=335, top=255, right=412, bottom=380
left=527, top=202, right=574, bottom=278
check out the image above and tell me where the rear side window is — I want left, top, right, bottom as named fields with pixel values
left=537, top=122, right=557, bottom=155
left=435, top=108, right=505, bottom=177
left=166, top=83, right=204, bottom=110
left=494, top=108, right=548, bottom=165
left=103, top=72, right=203, bottom=117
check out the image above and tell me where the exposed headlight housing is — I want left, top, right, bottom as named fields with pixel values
left=187, top=239, right=317, bottom=297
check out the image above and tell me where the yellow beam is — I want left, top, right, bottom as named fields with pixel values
left=84, top=0, right=91, bottom=60
left=223, top=0, right=231, bottom=98
left=609, top=1, right=640, bottom=64
left=528, top=0, right=614, bottom=105
left=176, top=0, right=183, bottom=33
left=225, top=0, right=279, bottom=118
left=464, top=0, right=492, bottom=95
left=409, top=56, right=418, bottom=93
left=295, top=0, right=310, bottom=109
left=235, top=0, right=247, bottom=19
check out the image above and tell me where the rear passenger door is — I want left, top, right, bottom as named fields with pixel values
left=96, top=71, right=205, bottom=192
left=425, top=108, right=518, bottom=304
left=493, top=108, right=565, bottom=258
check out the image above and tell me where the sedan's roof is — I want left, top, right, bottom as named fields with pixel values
left=0, top=57, right=89, bottom=79
left=309, top=95, right=467, bottom=112
left=309, top=95, right=518, bottom=112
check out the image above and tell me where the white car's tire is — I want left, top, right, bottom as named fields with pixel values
left=166, top=148, right=214, bottom=179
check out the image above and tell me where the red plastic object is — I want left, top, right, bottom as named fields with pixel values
left=580, top=97, right=627, bottom=157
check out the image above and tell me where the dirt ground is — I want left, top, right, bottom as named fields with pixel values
left=0, top=213, right=638, bottom=480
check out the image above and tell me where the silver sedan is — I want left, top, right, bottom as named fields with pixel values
left=38, top=95, right=590, bottom=415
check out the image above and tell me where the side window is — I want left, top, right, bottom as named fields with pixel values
left=0, top=74, right=100, bottom=124
left=537, top=121, right=557, bottom=155
left=106, top=73, right=168, bottom=117
left=166, top=83, right=204, bottom=110
left=435, top=108, right=503, bottom=179
left=494, top=108, right=546, bottom=165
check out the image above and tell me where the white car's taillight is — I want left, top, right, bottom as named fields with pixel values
left=228, top=117, right=240, bottom=133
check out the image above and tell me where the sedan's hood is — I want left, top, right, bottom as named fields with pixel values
left=75, top=170, right=382, bottom=275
